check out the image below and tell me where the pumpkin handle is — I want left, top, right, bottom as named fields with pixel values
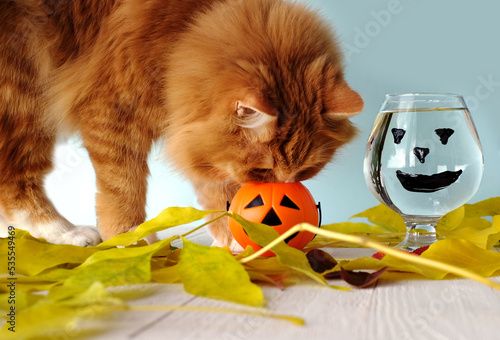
left=316, top=202, right=322, bottom=228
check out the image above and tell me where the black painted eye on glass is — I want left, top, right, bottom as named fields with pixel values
left=435, top=128, right=455, bottom=145
left=391, top=128, right=406, bottom=144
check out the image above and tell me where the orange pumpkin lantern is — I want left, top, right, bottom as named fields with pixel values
left=228, top=182, right=320, bottom=256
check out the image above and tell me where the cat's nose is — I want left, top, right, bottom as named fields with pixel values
left=413, top=147, right=430, bottom=163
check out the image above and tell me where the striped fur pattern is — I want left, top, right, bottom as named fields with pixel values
left=0, top=0, right=363, bottom=246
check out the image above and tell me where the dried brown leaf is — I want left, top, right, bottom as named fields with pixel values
left=306, top=249, right=337, bottom=273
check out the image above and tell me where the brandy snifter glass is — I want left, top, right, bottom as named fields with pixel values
left=363, top=93, right=484, bottom=250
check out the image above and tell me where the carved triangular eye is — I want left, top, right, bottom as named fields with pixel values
left=245, top=194, right=264, bottom=209
left=280, top=195, right=300, bottom=210
left=261, top=208, right=282, bottom=226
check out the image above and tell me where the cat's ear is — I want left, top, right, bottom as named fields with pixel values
left=235, top=98, right=277, bottom=142
left=324, top=80, right=364, bottom=117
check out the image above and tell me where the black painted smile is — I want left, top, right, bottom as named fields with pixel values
left=396, top=169, right=463, bottom=193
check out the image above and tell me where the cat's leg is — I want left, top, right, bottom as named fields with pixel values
left=0, top=4, right=101, bottom=245
left=81, top=123, right=152, bottom=241
left=0, top=124, right=101, bottom=246
left=193, top=179, right=242, bottom=249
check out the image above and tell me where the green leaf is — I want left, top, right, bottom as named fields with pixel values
left=178, top=238, right=264, bottom=307
left=337, top=239, right=500, bottom=280
left=436, top=206, right=465, bottom=232
left=151, top=265, right=181, bottom=284
left=321, top=221, right=394, bottom=234
left=1, top=304, right=95, bottom=339
left=437, top=200, right=500, bottom=249
left=488, top=216, right=500, bottom=249
left=241, top=256, right=291, bottom=276
left=439, top=217, right=499, bottom=249
left=419, top=239, right=500, bottom=278
left=0, top=283, right=124, bottom=340
left=0, top=290, right=45, bottom=313
left=64, top=237, right=175, bottom=288
left=46, top=282, right=124, bottom=308
left=350, top=204, right=406, bottom=232
left=333, top=257, right=388, bottom=273
left=463, top=197, right=500, bottom=218
left=229, top=214, right=347, bottom=290
left=246, top=271, right=288, bottom=289
left=0, top=232, right=98, bottom=276
left=97, top=207, right=219, bottom=248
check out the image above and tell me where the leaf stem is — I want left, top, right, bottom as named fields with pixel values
left=129, top=305, right=304, bottom=325
left=181, top=211, right=228, bottom=238
left=239, top=223, right=500, bottom=291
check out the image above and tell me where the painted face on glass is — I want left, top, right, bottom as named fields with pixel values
left=391, top=127, right=462, bottom=193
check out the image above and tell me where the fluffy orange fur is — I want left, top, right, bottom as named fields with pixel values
left=0, top=0, right=363, bottom=246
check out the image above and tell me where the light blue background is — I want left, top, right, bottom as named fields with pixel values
left=46, top=0, right=500, bottom=228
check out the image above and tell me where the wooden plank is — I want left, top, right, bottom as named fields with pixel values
left=85, top=247, right=500, bottom=339
left=124, top=282, right=375, bottom=340
left=89, top=277, right=500, bottom=339
left=361, top=276, right=500, bottom=340
left=85, top=284, right=197, bottom=339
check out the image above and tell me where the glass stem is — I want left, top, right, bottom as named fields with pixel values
left=397, top=221, right=439, bottom=251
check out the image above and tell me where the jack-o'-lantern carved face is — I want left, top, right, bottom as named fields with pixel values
left=228, top=183, right=318, bottom=256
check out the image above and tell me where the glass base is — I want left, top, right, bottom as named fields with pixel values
left=394, top=222, right=439, bottom=251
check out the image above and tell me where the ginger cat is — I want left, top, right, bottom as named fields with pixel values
left=0, top=0, right=363, bottom=247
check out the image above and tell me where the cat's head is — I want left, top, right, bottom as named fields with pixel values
left=165, top=0, right=363, bottom=184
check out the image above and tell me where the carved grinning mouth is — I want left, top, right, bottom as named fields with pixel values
left=396, top=169, right=463, bottom=193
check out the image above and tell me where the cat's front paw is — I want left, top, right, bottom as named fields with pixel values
left=56, top=226, right=102, bottom=247
left=10, top=212, right=101, bottom=246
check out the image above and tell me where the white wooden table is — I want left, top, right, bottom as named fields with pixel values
left=86, top=230, right=500, bottom=340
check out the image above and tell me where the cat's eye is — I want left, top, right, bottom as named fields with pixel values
left=435, top=128, right=455, bottom=145
left=244, top=194, right=264, bottom=209
left=280, top=195, right=300, bottom=210
left=391, top=128, right=406, bottom=144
